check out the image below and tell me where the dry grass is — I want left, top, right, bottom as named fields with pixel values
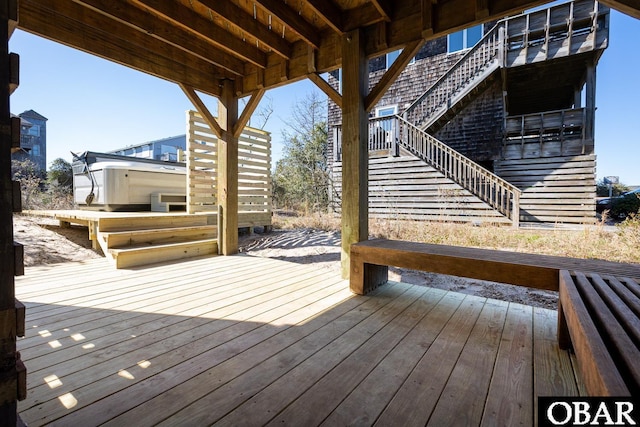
left=273, top=212, right=640, bottom=264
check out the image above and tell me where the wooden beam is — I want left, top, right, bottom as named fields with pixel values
left=365, top=39, right=424, bottom=112
left=19, top=0, right=225, bottom=97
left=73, top=0, right=247, bottom=74
left=370, top=0, right=394, bottom=21
left=7, top=0, right=16, bottom=37
left=180, top=84, right=223, bottom=139
left=584, top=64, right=596, bottom=143
left=241, top=0, right=557, bottom=95
left=344, top=3, right=389, bottom=32
left=340, top=28, right=369, bottom=279
left=253, top=0, right=320, bottom=48
left=193, top=0, right=292, bottom=59
left=233, top=89, right=265, bottom=138
left=476, top=0, right=490, bottom=19
left=305, top=0, right=343, bottom=34
left=308, top=73, right=342, bottom=109
left=0, top=0, right=17, bottom=423
left=600, top=0, right=640, bottom=19
left=422, top=0, right=435, bottom=38
left=217, top=80, right=239, bottom=256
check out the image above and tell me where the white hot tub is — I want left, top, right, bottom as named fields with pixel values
left=73, top=160, right=186, bottom=211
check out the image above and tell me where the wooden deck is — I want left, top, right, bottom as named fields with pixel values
left=17, top=255, right=582, bottom=426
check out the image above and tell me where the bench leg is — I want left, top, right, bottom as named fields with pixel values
left=557, top=299, right=572, bottom=350
left=350, top=252, right=388, bottom=295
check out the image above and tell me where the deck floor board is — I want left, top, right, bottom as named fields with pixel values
left=16, top=255, right=581, bottom=426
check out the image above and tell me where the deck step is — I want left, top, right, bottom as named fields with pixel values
left=104, top=225, right=217, bottom=248
left=98, top=214, right=211, bottom=232
left=109, top=239, right=218, bottom=269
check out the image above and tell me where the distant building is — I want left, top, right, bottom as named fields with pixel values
left=12, top=109, right=48, bottom=170
left=109, top=135, right=186, bottom=162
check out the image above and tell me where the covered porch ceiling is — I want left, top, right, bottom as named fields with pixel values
left=16, top=0, right=640, bottom=100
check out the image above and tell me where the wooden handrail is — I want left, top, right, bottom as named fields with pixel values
left=403, top=24, right=501, bottom=129
left=396, top=116, right=521, bottom=225
left=402, top=0, right=606, bottom=131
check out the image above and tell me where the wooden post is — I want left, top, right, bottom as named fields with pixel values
left=217, top=79, right=239, bottom=255
left=0, top=0, right=17, bottom=423
left=584, top=64, right=596, bottom=149
left=341, top=29, right=369, bottom=279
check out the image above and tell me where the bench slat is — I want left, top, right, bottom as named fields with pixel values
left=558, top=271, right=630, bottom=396
left=576, top=273, right=640, bottom=395
left=594, top=275, right=640, bottom=346
left=621, top=277, right=640, bottom=300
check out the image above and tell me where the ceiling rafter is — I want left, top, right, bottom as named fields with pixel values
left=19, top=0, right=225, bottom=96
left=370, top=0, right=394, bottom=21
left=252, top=0, right=320, bottom=48
left=344, top=3, right=389, bottom=32
left=196, top=0, right=293, bottom=59
left=71, top=0, right=245, bottom=75
left=305, top=0, right=344, bottom=34
left=365, top=39, right=425, bottom=111
left=132, top=0, right=268, bottom=68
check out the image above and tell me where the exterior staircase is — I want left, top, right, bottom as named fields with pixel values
left=331, top=0, right=607, bottom=225
left=403, top=25, right=502, bottom=134
left=94, top=214, right=218, bottom=269
left=395, top=116, right=521, bottom=224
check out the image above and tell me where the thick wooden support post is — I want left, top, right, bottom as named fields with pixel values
left=584, top=64, right=596, bottom=146
left=0, top=0, right=19, bottom=423
left=217, top=80, right=239, bottom=256
left=340, top=29, right=369, bottom=279
left=12, top=242, right=22, bottom=277
left=11, top=180, right=19, bottom=213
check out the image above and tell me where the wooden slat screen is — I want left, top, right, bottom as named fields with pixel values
left=187, top=111, right=272, bottom=221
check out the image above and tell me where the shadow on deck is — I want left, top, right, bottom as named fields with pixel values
left=16, top=255, right=581, bottom=426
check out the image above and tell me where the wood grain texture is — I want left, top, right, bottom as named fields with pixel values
left=15, top=256, right=583, bottom=426
left=558, top=270, right=630, bottom=395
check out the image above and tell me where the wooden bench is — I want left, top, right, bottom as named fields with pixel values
left=558, top=271, right=640, bottom=396
left=349, top=239, right=640, bottom=295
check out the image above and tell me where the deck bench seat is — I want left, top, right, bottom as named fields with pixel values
left=350, top=239, right=562, bottom=295
left=349, top=239, right=640, bottom=295
left=558, top=270, right=640, bottom=396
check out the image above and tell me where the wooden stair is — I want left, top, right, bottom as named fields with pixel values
left=96, top=215, right=218, bottom=269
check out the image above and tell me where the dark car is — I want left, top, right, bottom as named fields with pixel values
left=596, top=187, right=640, bottom=219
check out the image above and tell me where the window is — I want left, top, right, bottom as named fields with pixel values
left=375, top=106, right=397, bottom=117
left=32, top=145, right=40, bottom=156
left=385, top=50, right=416, bottom=69
left=27, top=125, right=40, bottom=137
left=386, top=50, right=400, bottom=69
left=448, top=25, right=483, bottom=53
left=374, top=105, right=397, bottom=132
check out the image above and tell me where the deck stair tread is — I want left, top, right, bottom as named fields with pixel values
left=98, top=214, right=210, bottom=232
left=109, top=238, right=217, bottom=254
left=108, top=238, right=218, bottom=269
left=104, top=225, right=217, bottom=248
left=95, top=217, right=219, bottom=269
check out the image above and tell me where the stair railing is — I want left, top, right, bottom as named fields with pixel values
left=396, top=115, right=520, bottom=225
left=403, top=24, right=502, bottom=130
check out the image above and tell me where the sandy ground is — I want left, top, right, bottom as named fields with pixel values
left=238, top=228, right=558, bottom=309
left=13, top=215, right=103, bottom=266
left=13, top=216, right=558, bottom=310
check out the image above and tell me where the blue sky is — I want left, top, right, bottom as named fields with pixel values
left=9, top=8, right=640, bottom=185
